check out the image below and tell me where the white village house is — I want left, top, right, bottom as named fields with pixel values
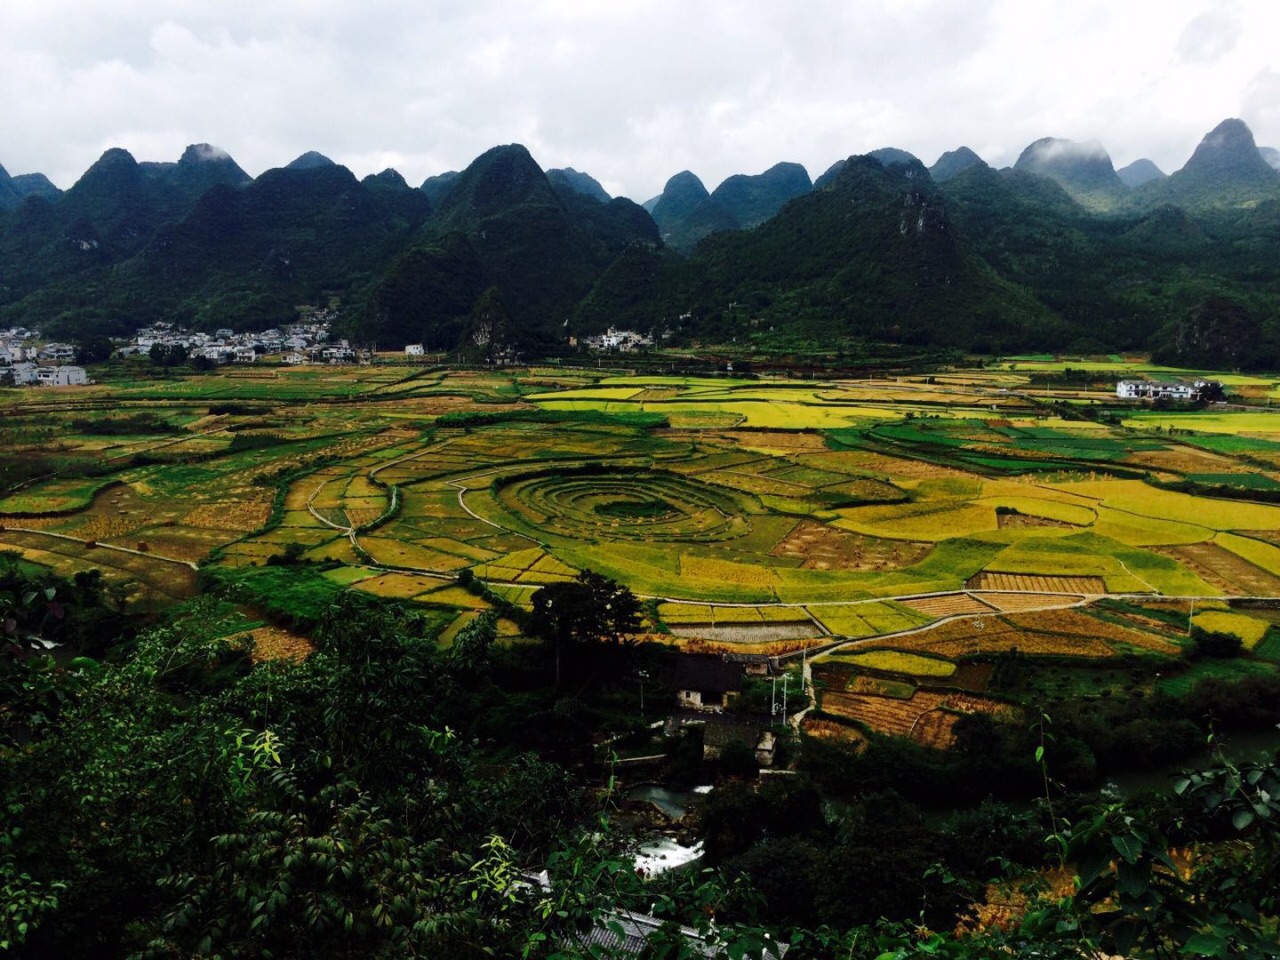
left=1116, top=379, right=1220, bottom=402
left=34, top=365, right=89, bottom=386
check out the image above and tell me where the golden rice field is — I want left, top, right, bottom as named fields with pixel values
left=899, top=593, right=998, bottom=617
left=835, top=650, right=958, bottom=677
left=1190, top=609, right=1271, bottom=649
left=970, top=573, right=1107, bottom=594
left=818, top=683, right=1010, bottom=749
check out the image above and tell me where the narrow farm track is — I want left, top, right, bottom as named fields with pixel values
left=306, top=478, right=353, bottom=534
left=0, top=525, right=200, bottom=570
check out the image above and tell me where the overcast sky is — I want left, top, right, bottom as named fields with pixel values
left=2, top=0, right=1277, bottom=201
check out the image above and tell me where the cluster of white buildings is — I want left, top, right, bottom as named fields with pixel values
left=125, top=318, right=359, bottom=365
left=1116, top=378, right=1222, bottom=402
left=575, top=327, right=655, bottom=353
left=1, top=326, right=39, bottom=364
left=0, top=327, right=90, bottom=387
left=128, top=320, right=334, bottom=363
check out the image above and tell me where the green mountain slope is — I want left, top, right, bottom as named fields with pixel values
left=1013, top=137, right=1129, bottom=212
left=709, top=162, right=812, bottom=229
left=0, top=162, right=22, bottom=211
left=1134, top=119, right=1280, bottom=211
left=659, top=155, right=1061, bottom=349
left=365, top=145, right=658, bottom=349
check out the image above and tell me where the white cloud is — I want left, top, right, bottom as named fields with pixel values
left=0, top=0, right=1276, bottom=199
left=1176, top=4, right=1243, bottom=64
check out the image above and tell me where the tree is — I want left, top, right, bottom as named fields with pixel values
left=73, top=335, right=114, bottom=365
left=1190, top=625, right=1243, bottom=659
left=148, top=343, right=189, bottom=367
left=529, top=570, right=642, bottom=687
left=451, top=610, right=498, bottom=681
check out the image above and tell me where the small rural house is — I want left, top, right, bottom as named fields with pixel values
left=702, top=721, right=777, bottom=767
left=6, top=362, right=38, bottom=384
left=722, top=651, right=775, bottom=677
left=665, top=654, right=743, bottom=712
left=36, top=365, right=88, bottom=386
left=404, top=343, right=425, bottom=356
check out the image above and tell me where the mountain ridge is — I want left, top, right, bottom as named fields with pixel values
left=3, top=116, right=1280, bottom=365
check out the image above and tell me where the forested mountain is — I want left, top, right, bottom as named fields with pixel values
left=588, top=155, right=1060, bottom=349
left=364, top=144, right=658, bottom=349
left=710, top=161, right=813, bottom=228
left=1013, top=137, right=1128, bottom=211
left=1116, top=158, right=1166, bottom=189
left=646, top=170, right=738, bottom=253
left=814, top=149, right=921, bottom=190
left=419, top=170, right=461, bottom=207
left=284, top=151, right=337, bottom=171
left=1134, top=118, right=1280, bottom=211
left=644, top=163, right=813, bottom=252
left=939, top=157, right=1280, bottom=363
left=3, top=118, right=1280, bottom=360
left=115, top=161, right=434, bottom=331
left=546, top=167, right=611, bottom=203
left=0, top=162, right=23, bottom=211
left=929, top=147, right=986, bottom=183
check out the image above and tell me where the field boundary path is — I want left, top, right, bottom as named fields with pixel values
left=0, top=526, right=200, bottom=570
left=769, top=590, right=1255, bottom=665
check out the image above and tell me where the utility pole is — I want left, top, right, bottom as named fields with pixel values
left=781, top=673, right=789, bottom=721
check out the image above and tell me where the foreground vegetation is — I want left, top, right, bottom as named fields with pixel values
left=3, top=559, right=1279, bottom=958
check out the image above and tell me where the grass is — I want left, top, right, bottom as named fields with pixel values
left=1255, top=631, right=1280, bottom=662
left=202, top=564, right=345, bottom=628
left=0, top=477, right=117, bottom=514
left=1157, top=657, right=1280, bottom=697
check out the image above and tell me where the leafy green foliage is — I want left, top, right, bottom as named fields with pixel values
left=530, top=569, right=643, bottom=688
left=1191, top=625, right=1245, bottom=659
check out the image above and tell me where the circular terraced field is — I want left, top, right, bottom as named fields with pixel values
left=495, top=468, right=753, bottom=542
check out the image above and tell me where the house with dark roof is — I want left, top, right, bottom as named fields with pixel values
left=665, top=653, right=743, bottom=712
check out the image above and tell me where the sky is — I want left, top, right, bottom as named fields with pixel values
left=2, top=0, right=1278, bottom=201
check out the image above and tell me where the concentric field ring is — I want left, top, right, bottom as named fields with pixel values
left=493, top=467, right=752, bottom=542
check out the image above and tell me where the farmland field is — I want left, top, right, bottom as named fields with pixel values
left=7, top=361, right=1280, bottom=747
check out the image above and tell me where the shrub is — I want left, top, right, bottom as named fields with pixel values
left=1190, top=625, right=1243, bottom=659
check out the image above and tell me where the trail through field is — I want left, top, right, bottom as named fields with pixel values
left=0, top=525, right=199, bottom=570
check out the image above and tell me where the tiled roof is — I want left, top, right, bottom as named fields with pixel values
left=667, top=654, right=744, bottom=694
